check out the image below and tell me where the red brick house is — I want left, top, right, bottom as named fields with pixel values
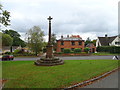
left=56, top=35, right=85, bottom=52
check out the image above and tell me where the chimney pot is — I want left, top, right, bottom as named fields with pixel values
left=105, top=34, right=107, bottom=37
left=61, top=35, right=63, bottom=38
left=67, top=35, right=69, bottom=38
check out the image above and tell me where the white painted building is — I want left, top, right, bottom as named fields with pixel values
left=96, top=35, right=120, bottom=47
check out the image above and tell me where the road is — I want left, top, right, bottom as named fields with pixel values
left=83, top=70, right=119, bottom=88
left=12, top=55, right=115, bottom=61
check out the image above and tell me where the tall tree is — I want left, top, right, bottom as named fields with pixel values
left=2, top=29, right=26, bottom=47
left=2, top=29, right=20, bottom=38
left=85, top=37, right=92, bottom=46
left=0, top=4, right=10, bottom=26
left=26, top=26, right=45, bottom=56
left=51, top=33, right=57, bottom=51
left=1, top=32, right=13, bottom=46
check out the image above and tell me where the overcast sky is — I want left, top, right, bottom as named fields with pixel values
left=1, top=0, right=119, bottom=41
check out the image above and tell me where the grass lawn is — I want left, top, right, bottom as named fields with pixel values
left=2, top=60, right=119, bottom=88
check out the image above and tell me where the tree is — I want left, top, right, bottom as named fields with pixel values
left=74, top=48, right=82, bottom=53
left=2, top=29, right=20, bottom=38
left=13, top=37, right=26, bottom=47
left=26, top=26, right=45, bottom=56
left=42, top=42, right=47, bottom=53
left=85, top=37, right=92, bottom=46
left=1, top=32, right=13, bottom=46
left=0, top=4, right=10, bottom=26
left=2, top=29, right=26, bottom=47
left=92, top=39, right=97, bottom=46
left=51, top=33, right=57, bottom=51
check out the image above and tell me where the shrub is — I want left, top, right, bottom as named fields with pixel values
left=70, top=51, right=74, bottom=53
left=43, top=48, right=46, bottom=53
left=63, top=48, right=71, bottom=53
left=13, top=49, right=36, bottom=56
left=81, top=52, right=87, bottom=54
left=84, top=47, right=90, bottom=53
left=57, top=52, right=63, bottom=54
left=13, top=49, right=21, bottom=54
left=4, top=52, right=11, bottom=55
left=74, top=48, right=82, bottom=53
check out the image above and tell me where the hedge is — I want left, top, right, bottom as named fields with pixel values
left=63, top=48, right=71, bottom=53
left=74, top=48, right=82, bottom=53
left=96, top=46, right=120, bottom=54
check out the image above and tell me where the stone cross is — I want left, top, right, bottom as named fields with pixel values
left=47, top=16, right=53, bottom=43
left=34, top=16, right=64, bottom=66
left=46, top=16, right=53, bottom=58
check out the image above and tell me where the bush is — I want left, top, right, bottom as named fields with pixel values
left=13, top=49, right=21, bottom=54
left=43, top=48, right=46, bottom=53
left=84, top=47, right=90, bottom=53
left=13, top=49, right=36, bottom=56
left=70, top=51, right=74, bottom=53
left=81, top=52, right=87, bottom=54
left=4, top=52, right=11, bottom=55
left=74, top=48, right=82, bottom=53
left=63, top=48, right=71, bottom=53
left=56, top=52, right=63, bottom=54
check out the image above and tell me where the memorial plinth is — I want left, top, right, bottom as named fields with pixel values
left=34, top=16, right=64, bottom=66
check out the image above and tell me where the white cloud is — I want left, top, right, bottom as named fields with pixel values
left=1, top=0, right=119, bottom=41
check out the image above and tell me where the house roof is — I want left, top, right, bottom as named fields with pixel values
left=98, top=36, right=117, bottom=46
left=86, top=43, right=95, bottom=47
left=57, top=35, right=84, bottom=41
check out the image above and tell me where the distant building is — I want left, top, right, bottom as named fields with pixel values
left=56, top=35, right=85, bottom=52
left=86, top=43, right=96, bottom=53
left=96, top=34, right=120, bottom=47
left=2, top=46, right=21, bottom=53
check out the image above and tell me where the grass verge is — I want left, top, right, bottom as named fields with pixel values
left=92, top=52, right=118, bottom=56
left=2, top=60, right=119, bottom=88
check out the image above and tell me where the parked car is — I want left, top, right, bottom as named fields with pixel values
left=1, top=55, right=14, bottom=61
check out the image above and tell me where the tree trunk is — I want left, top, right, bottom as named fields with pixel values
left=10, top=46, right=12, bottom=52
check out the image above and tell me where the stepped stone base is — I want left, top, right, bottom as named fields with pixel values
left=34, top=57, right=64, bottom=66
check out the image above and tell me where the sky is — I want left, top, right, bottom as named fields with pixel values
left=1, top=0, right=119, bottom=41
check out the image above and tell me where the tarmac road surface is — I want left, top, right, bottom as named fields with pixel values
left=12, top=55, right=115, bottom=61
left=83, top=70, right=119, bottom=88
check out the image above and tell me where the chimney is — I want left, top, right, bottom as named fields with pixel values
left=67, top=35, right=69, bottom=38
left=105, top=34, right=107, bottom=37
left=105, top=34, right=108, bottom=45
left=61, top=35, right=63, bottom=38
